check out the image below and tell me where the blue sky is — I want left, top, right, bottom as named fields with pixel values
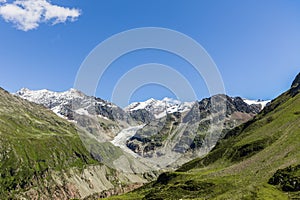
left=0, top=0, right=300, bottom=106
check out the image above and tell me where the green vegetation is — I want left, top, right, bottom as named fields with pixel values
left=0, top=88, right=99, bottom=198
left=106, top=80, right=300, bottom=199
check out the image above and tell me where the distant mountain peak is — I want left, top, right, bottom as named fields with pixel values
left=17, top=87, right=34, bottom=94
left=242, top=98, right=270, bottom=110
left=125, top=97, right=195, bottom=119
left=15, top=88, right=133, bottom=129
left=15, top=88, right=86, bottom=102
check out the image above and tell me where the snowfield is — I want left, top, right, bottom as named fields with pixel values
left=243, top=98, right=270, bottom=109
left=111, top=125, right=145, bottom=157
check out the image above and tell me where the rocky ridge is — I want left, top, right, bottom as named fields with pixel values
left=125, top=94, right=268, bottom=168
left=16, top=88, right=269, bottom=171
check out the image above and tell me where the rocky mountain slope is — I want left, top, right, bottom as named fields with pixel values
left=16, top=88, right=133, bottom=140
left=16, top=88, right=268, bottom=172
left=0, top=88, right=149, bottom=199
left=0, top=82, right=271, bottom=200
left=109, top=72, right=300, bottom=199
left=15, top=88, right=161, bottom=174
left=125, top=95, right=266, bottom=169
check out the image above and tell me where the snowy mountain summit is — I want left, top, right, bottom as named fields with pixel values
left=125, top=97, right=269, bottom=120
left=15, top=88, right=271, bottom=171
left=16, top=88, right=84, bottom=107
left=242, top=98, right=270, bottom=110
left=125, top=97, right=195, bottom=119
left=15, top=88, right=128, bottom=123
left=16, top=88, right=270, bottom=121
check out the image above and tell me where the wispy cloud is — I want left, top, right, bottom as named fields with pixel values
left=0, top=0, right=81, bottom=31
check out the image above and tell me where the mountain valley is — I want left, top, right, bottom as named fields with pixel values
left=105, top=73, right=300, bottom=199
left=0, top=80, right=274, bottom=199
left=16, top=88, right=268, bottom=171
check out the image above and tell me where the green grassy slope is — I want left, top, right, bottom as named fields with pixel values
left=0, top=88, right=100, bottom=198
left=108, top=74, right=300, bottom=200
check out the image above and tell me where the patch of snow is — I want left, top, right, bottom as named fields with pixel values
left=111, top=125, right=145, bottom=158
left=154, top=111, right=167, bottom=119
left=126, top=98, right=156, bottom=111
left=243, top=99, right=270, bottom=109
left=98, top=115, right=110, bottom=121
left=75, top=108, right=90, bottom=116
left=51, top=106, right=67, bottom=119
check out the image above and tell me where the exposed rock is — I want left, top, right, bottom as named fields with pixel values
left=291, top=73, right=300, bottom=88
left=126, top=94, right=262, bottom=168
left=128, top=108, right=155, bottom=124
left=14, top=88, right=269, bottom=184
left=269, top=164, right=300, bottom=192
left=19, top=165, right=149, bottom=199
left=83, top=182, right=144, bottom=199
left=290, top=72, right=300, bottom=96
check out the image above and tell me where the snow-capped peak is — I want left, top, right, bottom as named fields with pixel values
left=15, top=88, right=85, bottom=105
left=125, top=97, right=195, bottom=118
left=15, top=88, right=94, bottom=119
left=125, top=98, right=157, bottom=111
left=15, top=88, right=124, bottom=122
left=242, top=98, right=270, bottom=109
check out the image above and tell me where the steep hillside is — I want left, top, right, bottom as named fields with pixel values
left=0, top=88, right=147, bottom=199
left=108, top=73, right=300, bottom=200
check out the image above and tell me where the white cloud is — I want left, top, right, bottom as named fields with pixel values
left=0, top=0, right=81, bottom=31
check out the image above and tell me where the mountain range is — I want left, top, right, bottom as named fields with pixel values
left=0, top=87, right=149, bottom=200
left=105, top=73, right=300, bottom=199
left=0, top=78, right=274, bottom=199
left=16, top=88, right=269, bottom=170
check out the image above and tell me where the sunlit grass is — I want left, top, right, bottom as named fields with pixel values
left=107, top=91, right=300, bottom=199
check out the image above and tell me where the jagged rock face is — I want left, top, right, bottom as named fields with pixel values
left=196, top=95, right=261, bottom=116
left=127, top=112, right=183, bottom=156
left=127, top=109, right=155, bottom=124
left=126, top=94, right=263, bottom=163
left=232, top=96, right=261, bottom=113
